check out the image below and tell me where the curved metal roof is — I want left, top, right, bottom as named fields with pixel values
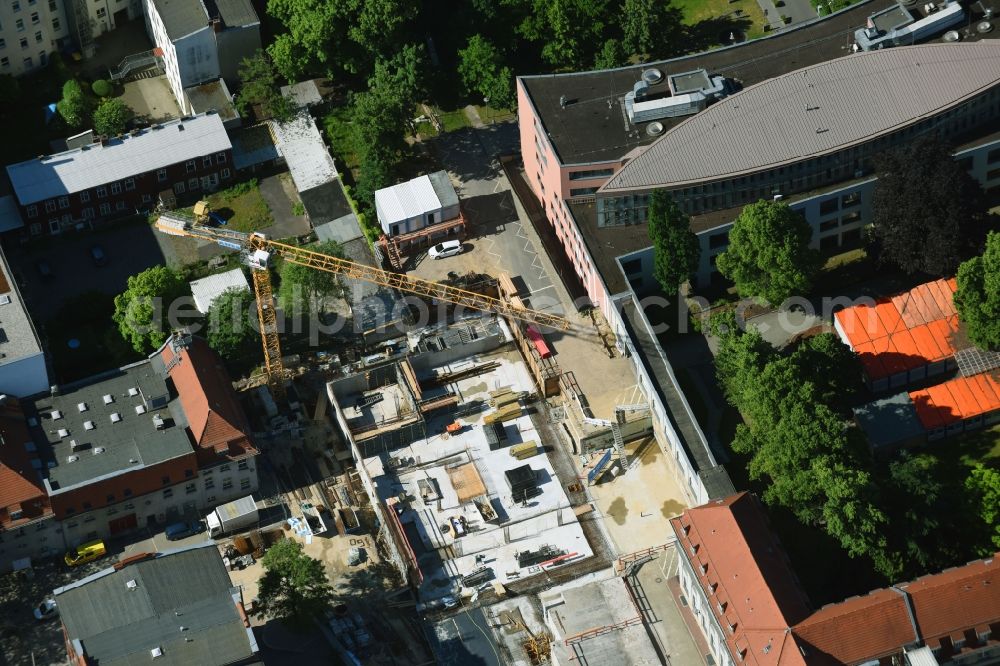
left=599, top=42, right=1000, bottom=194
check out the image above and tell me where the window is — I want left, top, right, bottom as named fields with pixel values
left=48, top=0, right=54, bottom=8
left=16, top=19, right=24, bottom=31
left=58, top=195, right=68, bottom=209
left=221, top=168, right=230, bottom=179
left=82, top=502, right=91, bottom=510
left=29, top=222, right=40, bottom=235
left=988, top=148, right=1000, bottom=164
left=125, top=177, right=135, bottom=191
left=66, top=507, right=75, bottom=515
left=207, top=495, right=216, bottom=504
left=220, top=464, right=231, bottom=472
left=987, top=167, right=1000, bottom=181
left=240, top=478, right=251, bottom=490
left=819, top=219, right=838, bottom=232
left=106, top=494, right=114, bottom=503
left=819, top=198, right=839, bottom=216
left=81, top=208, right=94, bottom=219
left=83, top=516, right=95, bottom=523
left=620, top=258, right=642, bottom=274
left=51, top=16, right=58, bottom=30
left=708, top=232, right=729, bottom=249
left=188, top=178, right=199, bottom=190
left=238, top=460, right=249, bottom=471
left=173, top=181, right=186, bottom=194
left=0, top=57, right=6, bottom=68
left=48, top=218, right=59, bottom=233
left=110, top=182, right=122, bottom=194
left=80, top=190, right=90, bottom=202
left=161, top=475, right=170, bottom=485
left=123, top=488, right=132, bottom=497
left=95, top=6, right=105, bottom=16
left=141, top=194, right=152, bottom=203
left=30, top=11, right=37, bottom=23
left=96, top=186, right=107, bottom=198
left=163, top=488, right=173, bottom=498
left=841, top=211, right=862, bottom=225
left=568, top=168, right=614, bottom=181
left=185, top=483, right=196, bottom=494
left=26, top=205, right=37, bottom=218
left=99, top=203, right=110, bottom=215
left=115, top=201, right=126, bottom=211
left=0, top=38, right=5, bottom=49
left=222, top=478, right=233, bottom=490
left=157, top=168, right=167, bottom=182
left=34, top=30, right=41, bottom=43
left=216, top=152, right=226, bottom=164
left=19, top=37, right=28, bottom=48
left=12, top=1, right=20, bottom=11
left=107, top=506, right=117, bottom=515
left=569, top=187, right=598, bottom=197
left=204, top=476, right=214, bottom=489
left=202, top=156, right=212, bottom=167
left=185, top=160, right=196, bottom=173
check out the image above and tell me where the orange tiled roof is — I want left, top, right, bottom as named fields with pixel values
left=159, top=337, right=256, bottom=459
left=791, top=588, right=916, bottom=664
left=909, top=370, right=1000, bottom=429
left=670, top=492, right=812, bottom=666
left=834, top=278, right=962, bottom=381
left=902, top=556, right=1000, bottom=645
left=0, top=400, right=52, bottom=527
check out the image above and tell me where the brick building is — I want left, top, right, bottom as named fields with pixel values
left=0, top=332, right=259, bottom=571
left=4, top=112, right=232, bottom=238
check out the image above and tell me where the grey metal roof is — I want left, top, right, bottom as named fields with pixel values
left=230, top=124, right=279, bottom=171
left=271, top=111, right=338, bottom=193
left=280, top=80, right=323, bottom=108
left=55, top=544, right=257, bottom=666
left=315, top=213, right=364, bottom=245
left=601, top=42, right=1000, bottom=193
left=427, top=171, right=459, bottom=210
left=28, top=360, right=193, bottom=492
left=211, top=0, right=257, bottom=27
left=0, top=243, right=44, bottom=371
left=7, top=114, right=231, bottom=206
left=150, top=0, right=210, bottom=40
left=853, top=392, right=925, bottom=451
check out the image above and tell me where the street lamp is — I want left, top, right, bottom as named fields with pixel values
left=483, top=96, right=491, bottom=125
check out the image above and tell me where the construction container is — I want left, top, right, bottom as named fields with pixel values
left=509, top=441, right=539, bottom=460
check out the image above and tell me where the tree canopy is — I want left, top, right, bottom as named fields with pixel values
left=253, top=539, right=333, bottom=627
left=206, top=286, right=257, bottom=359
left=458, top=35, right=516, bottom=110
left=872, top=136, right=989, bottom=276
left=954, top=231, right=1000, bottom=350
left=236, top=51, right=295, bottom=122
left=92, top=99, right=133, bottom=136
left=57, top=80, right=89, bottom=129
left=716, top=200, right=822, bottom=305
left=112, top=266, right=190, bottom=354
left=278, top=241, right=346, bottom=316
left=647, top=189, right=700, bottom=295
left=965, top=464, right=1000, bottom=554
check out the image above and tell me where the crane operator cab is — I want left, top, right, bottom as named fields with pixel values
left=248, top=249, right=271, bottom=270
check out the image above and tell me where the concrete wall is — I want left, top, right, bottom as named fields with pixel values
left=215, top=24, right=261, bottom=89
left=175, top=27, right=220, bottom=90
left=0, top=353, right=50, bottom=400
left=408, top=333, right=505, bottom=374
left=579, top=416, right=654, bottom=453
left=0, top=0, right=69, bottom=76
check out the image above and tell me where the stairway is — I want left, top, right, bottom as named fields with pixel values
left=109, top=50, right=164, bottom=82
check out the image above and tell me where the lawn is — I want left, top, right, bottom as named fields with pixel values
left=321, top=105, right=360, bottom=172
left=671, top=0, right=768, bottom=43
left=207, top=180, right=272, bottom=233
left=437, top=109, right=471, bottom=133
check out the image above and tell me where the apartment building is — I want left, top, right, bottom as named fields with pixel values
left=0, top=0, right=70, bottom=76
left=0, top=332, right=259, bottom=571
left=0, top=243, right=49, bottom=398
left=5, top=112, right=232, bottom=237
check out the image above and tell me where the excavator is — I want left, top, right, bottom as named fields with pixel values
left=155, top=208, right=572, bottom=395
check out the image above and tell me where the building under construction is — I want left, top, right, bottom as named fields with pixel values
left=326, top=317, right=593, bottom=605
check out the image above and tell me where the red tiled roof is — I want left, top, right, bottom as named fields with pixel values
left=792, top=589, right=916, bottom=664
left=159, top=337, right=256, bottom=462
left=834, top=278, right=962, bottom=381
left=0, top=400, right=52, bottom=527
left=902, top=556, right=1000, bottom=643
left=670, top=492, right=812, bottom=666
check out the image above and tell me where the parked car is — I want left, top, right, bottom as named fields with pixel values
left=35, top=260, right=53, bottom=279
left=33, top=598, right=58, bottom=621
left=428, top=240, right=463, bottom=259
left=89, top=245, right=108, bottom=266
left=64, top=539, right=106, bottom=567
left=165, top=520, right=207, bottom=541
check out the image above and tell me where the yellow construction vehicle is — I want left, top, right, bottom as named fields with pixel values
left=155, top=214, right=571, bottom=394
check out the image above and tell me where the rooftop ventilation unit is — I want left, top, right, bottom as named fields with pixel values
left=135, top=405, right=146, bottom=415
left=103, top=394, right=114, bottom=405
left=57, top=428, right=69, bottom=438
left=153, top=414, right=165, bottom=430
left=151, top=646, right=162, bottom=658
left=84, top=421, right=95, bottom=431
left=642, top=68, right=664, bottom=85
left=127, top=579, right=138, bottom=590
left=93, top=447, right=105, bottom=455
left=646, top=121, right=665, bottom=136
left=128, top=387, right=139, bottom=397
left=70, top=439, right=83, bottom=450
left=0, top=295, right=10, bottom=306
left=66, top=455, right=78, bottom=463
left=77, top=402, right=88, bottom=412
left=111, top=412, right=121, bottom=423
left=51, top=410, right=62, bottom=420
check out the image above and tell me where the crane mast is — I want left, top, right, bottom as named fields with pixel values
left=155, top=213, right=571, bottom=392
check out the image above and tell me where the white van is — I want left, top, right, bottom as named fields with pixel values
left=428, top=240, right=463, bottom=259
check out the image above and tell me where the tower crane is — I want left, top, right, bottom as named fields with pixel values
left=155, top=212, right=571, bottom=394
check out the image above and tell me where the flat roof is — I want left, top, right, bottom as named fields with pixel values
left=55, top=543, right=257, bottom=666
left=315, top=213, right=364, bottom=245
left=189, top=267, right=250, bottom=314
left=835, top=278, right=967, bottom=381
left=27, top=359, right=193, bottom=492
left=280, top=80, right=323, bottom=108
left=183, top=80, right=238, bottom=124
left=870, top=3, right=913, bottom=32
left=204, top=0, right=258, bottom=27
left=0, top=244, right=44, bottom=371
left=271, top=111, right=337, bottom=193
left=230, top=123, right=279, bottom=171
left=0, top=195, right=22, bottom=232
left=853, top=391, right=925, bottom=450
left=909, top=370, right=1000, bottom=429
left=375, top=171, right=457, bottom=227
left=519, top=0, right=888, bottom=165
left=601, top=42, right=1000, bottom=193
left=149, top=0, right=210, bottom=40
left=7, top=114, right=231, bottom=205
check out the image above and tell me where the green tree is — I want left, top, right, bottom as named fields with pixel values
left=518, top=0, right=610, bottom=69
left=647, top=189, right=700, bottom=295
left=278, top=241, right=346, bottom=315
left=206, top=287, right=257, bottom=359
left=881, top=452, right=947, bottom=574
left=621, top=0, right=684, bottom=56
left=354, top=150, right=394, bottom=214
left=712, top=315, right=775, bottom=407
left=0, top=74, right=21, bottom=108
left=91, top=79, right=113, bottom=97
left=92, top=98, right=133, bottom=136
left=236, top=51, right=295, bottom=122
left=367, top=44, right=427, bottom=114
left=954, top=231, right=1000, bottom=350
left=872, top=136, right=989, bottom=276
left=266, top=0, right=349, bottom=79
left=593, top=39, right=627, bottom=69
left=253, top=539, right=333, bottom=627
left=965, top=464, right=1000, bottom=553
left=348, top=0, right=419, bottom=62
left=57, top=79, right=89, bottom=129
left=458, top=35, right=516, bottom=110
left=716, top=200, right=822, bottom=305
left=112, top=266, right=189, bottom=354
left=788, top=333, right=863, bottom=413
